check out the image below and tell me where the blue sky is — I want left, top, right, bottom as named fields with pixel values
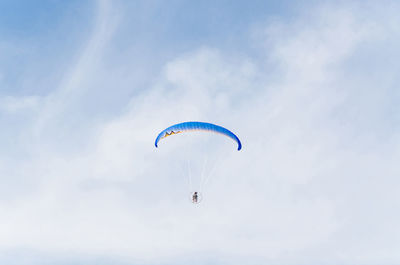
left=1, top=0, right=400, bottom=264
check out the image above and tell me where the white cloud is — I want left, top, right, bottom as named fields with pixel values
left=0, top=96, right=40, bottom=113
left=0, top=1, right=400, bottom=264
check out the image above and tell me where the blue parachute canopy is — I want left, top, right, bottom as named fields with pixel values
left=155, top=121, right=242, bottom=151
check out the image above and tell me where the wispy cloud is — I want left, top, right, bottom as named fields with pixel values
left=0, top=96, right=40, bottom=113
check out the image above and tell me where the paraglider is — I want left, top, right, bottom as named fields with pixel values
left=192, top=191, right=199, bottom=204
left=155, top=121, right=242, bottom=150
left=154, top=121, right=241, bottom=204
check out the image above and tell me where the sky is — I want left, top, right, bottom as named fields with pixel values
left=1, top=0, right=400, bottom=264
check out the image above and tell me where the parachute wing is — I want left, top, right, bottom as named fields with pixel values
left=154, top=121, right=242, bottom=150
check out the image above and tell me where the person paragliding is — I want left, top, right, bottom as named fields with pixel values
left=154, top=121, right=241, bottom=203
left=192, top=191, right=199, bottom=203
